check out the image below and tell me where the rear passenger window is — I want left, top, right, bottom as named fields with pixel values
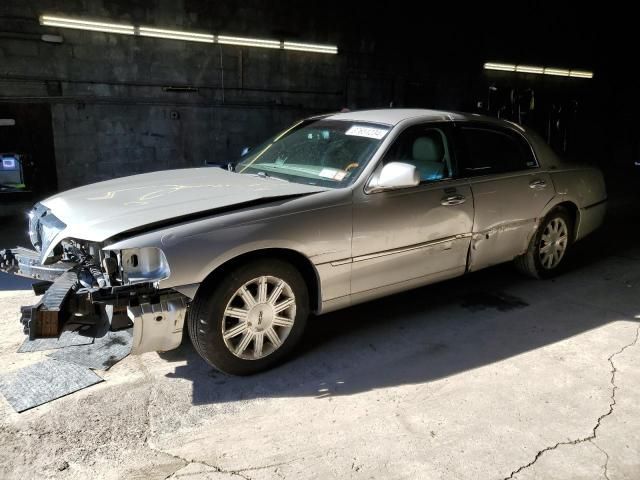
left=459, top=128, right=537, bottom=176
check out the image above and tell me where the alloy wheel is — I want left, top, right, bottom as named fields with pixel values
left=539, top=217, right=569, bottom=269
left=221, top=276, right=296, bottom=360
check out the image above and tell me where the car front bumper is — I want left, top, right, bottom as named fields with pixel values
left=1, top=247, right=188, bottom=354
left=1, top=247, right=75, bottom=282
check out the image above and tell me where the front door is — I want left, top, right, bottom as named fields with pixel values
left=351, top=123, right=474, bottom=296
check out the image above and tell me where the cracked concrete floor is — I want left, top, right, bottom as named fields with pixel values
left=1, top=199, right=639, bottom=480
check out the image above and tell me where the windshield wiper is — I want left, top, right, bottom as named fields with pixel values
left=251, top=171, right=289, bottom=182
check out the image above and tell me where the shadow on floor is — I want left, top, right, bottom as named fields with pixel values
left=163, top=244, right=639, bottom=406
left=0, top=272, right=33, bottom=291
left=161, top=191, right=640, bottom=405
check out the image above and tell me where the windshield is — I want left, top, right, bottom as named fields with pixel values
left=235, top=119, right=390, bottom=188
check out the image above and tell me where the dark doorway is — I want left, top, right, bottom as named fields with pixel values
left=0, top=103, right=58, bottom=202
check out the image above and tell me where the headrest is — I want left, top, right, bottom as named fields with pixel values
left=412, top=135, right=443, bottom=163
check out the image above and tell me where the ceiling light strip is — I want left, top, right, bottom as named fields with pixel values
left=515, top=65, right=544, bottom=74
left=217, top=35, right=281, bottom=49
left=40, top=15, right=134, bottom=35
left=568, top=70, right=593, bottom=79
left=484, top=62, right=593, bottom=78
left=283, top=41, right=338, bottom=54
left=139, top=26, right=214, bottom=43
left=39, top=14, right=338, bottom=54
left=483, top=62, right=516, bottom=72
left=543, top=68, right=570, bottom=76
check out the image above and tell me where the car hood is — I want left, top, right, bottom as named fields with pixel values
left=40, top=167, right=328, bottom=247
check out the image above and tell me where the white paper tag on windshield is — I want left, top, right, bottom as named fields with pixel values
left=345, top=125, right=389, bottom=140
left=319, top=168, right=348, bottom=181
left=319, top=168, right=338, bottom=179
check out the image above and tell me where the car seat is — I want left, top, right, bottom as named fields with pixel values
left=411, top=134, right=446, bottom=181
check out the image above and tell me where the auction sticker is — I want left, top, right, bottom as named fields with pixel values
left=319, top=168, right=348, bottom=181
left=345, top=125, right=389, bottom=140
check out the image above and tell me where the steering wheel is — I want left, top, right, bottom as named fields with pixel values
left=344, top=162, right=359, bottom=172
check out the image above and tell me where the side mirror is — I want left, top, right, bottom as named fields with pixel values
left=368, top=162, right=420, bottom=192
left=240, top=146, right=251, bottom=157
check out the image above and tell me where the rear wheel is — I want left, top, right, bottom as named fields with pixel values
left=515, top=207, right=573, bottom=279
left=188, top=259, right=309, bottom=375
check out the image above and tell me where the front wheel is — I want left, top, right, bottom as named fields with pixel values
left=515, top=207, right=573, bottom=279
left=188, top=259, right=309, bottom=375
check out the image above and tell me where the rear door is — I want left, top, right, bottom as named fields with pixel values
left=455, top=124, right=554, bottom=271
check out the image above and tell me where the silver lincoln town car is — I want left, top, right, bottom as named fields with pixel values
left=0, top=109, right=607, bottom=374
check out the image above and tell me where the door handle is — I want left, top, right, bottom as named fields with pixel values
left=441, top=194, right=466, bottom=206
left=529, top=179, right=547, bottom=189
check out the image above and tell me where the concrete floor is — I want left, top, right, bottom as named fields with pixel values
left=0, top=197, right=639, bottom=480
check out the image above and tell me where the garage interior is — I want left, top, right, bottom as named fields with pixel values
left=1, top=1, right=639, bottom=479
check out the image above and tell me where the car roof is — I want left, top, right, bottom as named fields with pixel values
left=322, top=108, right=523, bottom=131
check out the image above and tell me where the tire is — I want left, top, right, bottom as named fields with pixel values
left=188, top=258, right=309, bottom=375
left=515, top=207, right=574, bottom=279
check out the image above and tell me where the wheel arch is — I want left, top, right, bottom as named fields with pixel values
left=540, top=198, right=581, bottom=242
left=545, top=200, right=580, bottom=242
left=515, top=199, right=580, bottom=279
left=194, top=248, right=322, bottom=313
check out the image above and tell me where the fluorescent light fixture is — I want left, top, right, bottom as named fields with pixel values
left=283, top=41, right=338, bottom=54
left=0, top=119, right=16, bottom=126
left=485, top=61, right=593, bottom=79
left=543, top=67, right=570, bottom=76
left=39, top=13, right=339, bottom=54
left=483, top=62, right=516, bottom=72
left=139, top=26, right=214, bottom=43
left=515, top=65, right=544, bottom=74
left=40, top=15, right=134, bottom=35
left=569, top=70, right=593, bottom=78
left=218, top=35, right=280, bottom=49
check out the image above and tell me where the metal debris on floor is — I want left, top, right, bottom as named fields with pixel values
left=0, top=359, right=103, bottom=412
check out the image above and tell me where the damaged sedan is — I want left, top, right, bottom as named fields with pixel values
left=0, top=109, right=607, bottom=375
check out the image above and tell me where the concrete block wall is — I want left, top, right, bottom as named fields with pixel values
left=0, top=0, right=474, bottom=191
left=50, top=103, right=312, bottom=188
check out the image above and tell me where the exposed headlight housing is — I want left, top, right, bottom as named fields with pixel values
left=28, top=203, right=47, bottom=250
left=39, top=214, right=66, bottom=256
left=28, top=203, right=66, bottom=257
left=118, top=247, right=170, bottom=285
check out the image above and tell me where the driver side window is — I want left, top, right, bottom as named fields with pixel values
left=382, top=125, right=453, bottom=182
